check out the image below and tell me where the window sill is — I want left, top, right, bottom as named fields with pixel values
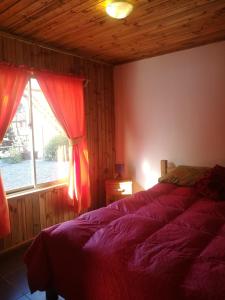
left=7, top=183, right=67, bottom=200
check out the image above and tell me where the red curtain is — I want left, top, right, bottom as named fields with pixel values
left=35, top=71, right=91, bottom=212
left=0, top=64, right=29, bottom=237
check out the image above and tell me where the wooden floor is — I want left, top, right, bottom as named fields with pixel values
left=0, top=246, right=64, bottom=300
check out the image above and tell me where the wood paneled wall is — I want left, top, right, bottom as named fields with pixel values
left=0, top=35, right=115, bottom=252
left=0, top=185, right=75, bottom=253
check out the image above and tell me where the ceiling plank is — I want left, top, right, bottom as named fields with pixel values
left=0, top=0, right=224, bottom=64
left=55, top=1, right=225, bottom=49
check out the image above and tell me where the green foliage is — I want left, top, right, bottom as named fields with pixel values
left=4, top=147, right=22, bottom=164
left=1, top=127, right=16, bottom=151
left=44, top=134, right=68, bottom=161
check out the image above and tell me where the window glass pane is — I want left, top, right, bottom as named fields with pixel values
left=31, top=78, right=69, bottom=185
left=0, top=88, right=33, bottom=191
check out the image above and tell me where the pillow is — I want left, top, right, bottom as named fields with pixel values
left=195, top=165, right=225, bottom=201
left=158, top=165, right=211, bottom=186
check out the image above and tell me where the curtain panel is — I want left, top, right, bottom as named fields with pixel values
left=0, top=64, right=29, bottom=237
left=35, top=71, right=91, bottom=212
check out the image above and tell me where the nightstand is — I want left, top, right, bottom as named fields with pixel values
left=105, top=179, right=133, bottom=205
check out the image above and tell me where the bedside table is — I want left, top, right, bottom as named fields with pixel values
left=105, top=179, right=133, bottom=205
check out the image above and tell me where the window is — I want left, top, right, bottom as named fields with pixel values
left=0, top=78, right=69, bottom=193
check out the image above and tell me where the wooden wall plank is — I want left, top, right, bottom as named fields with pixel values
left=0, top=186, right=74, bottom=253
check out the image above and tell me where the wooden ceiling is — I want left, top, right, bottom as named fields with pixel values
left=0, top=0, right=224, bottom=64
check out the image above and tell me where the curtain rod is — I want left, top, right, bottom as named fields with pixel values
left=0, top=30, right=112, bottom=67
left=0, top=61, right=90, bottom=87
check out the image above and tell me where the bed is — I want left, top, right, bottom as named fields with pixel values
left=24, top=160, right=225, bottom=300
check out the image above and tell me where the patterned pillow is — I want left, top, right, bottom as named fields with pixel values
left=158, top=165, right=211, bottom=186
left=195, top=165, right=225, bottom=201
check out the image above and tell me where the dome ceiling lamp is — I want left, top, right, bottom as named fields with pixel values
left=106, top=1, right=133, bottom=19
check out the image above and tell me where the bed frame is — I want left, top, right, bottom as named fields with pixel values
left=161, top=159, right=175, bottom=176
left=161, top=159, right=168, bottom=176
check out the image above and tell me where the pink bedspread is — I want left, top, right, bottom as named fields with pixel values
left=24, top=183, right=225, bottom=300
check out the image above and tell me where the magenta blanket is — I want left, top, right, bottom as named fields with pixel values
left=24, top=183, right=225, bottom=300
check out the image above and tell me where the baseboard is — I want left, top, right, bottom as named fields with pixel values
left=0, top=238, right=34, bottom=256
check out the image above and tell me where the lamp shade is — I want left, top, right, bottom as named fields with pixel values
left=106, top=1, right=133, bottom=19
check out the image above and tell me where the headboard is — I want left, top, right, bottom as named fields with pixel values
left=160, top=160, right=176, bottom=176
left=161, top=160, right=168, bottom=176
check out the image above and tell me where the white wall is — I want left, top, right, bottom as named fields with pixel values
left=114, top=41, right=225, bottom=190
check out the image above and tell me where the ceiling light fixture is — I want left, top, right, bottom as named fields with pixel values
left=106, top=1, right=133, bottom=19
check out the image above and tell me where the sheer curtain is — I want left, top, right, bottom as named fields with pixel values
left=36, top=71, right=91, bottom=212
left=0, top=64, right=29, bottom=237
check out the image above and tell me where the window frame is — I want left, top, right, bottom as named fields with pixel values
left=4, top=77, right=68, bottom=195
